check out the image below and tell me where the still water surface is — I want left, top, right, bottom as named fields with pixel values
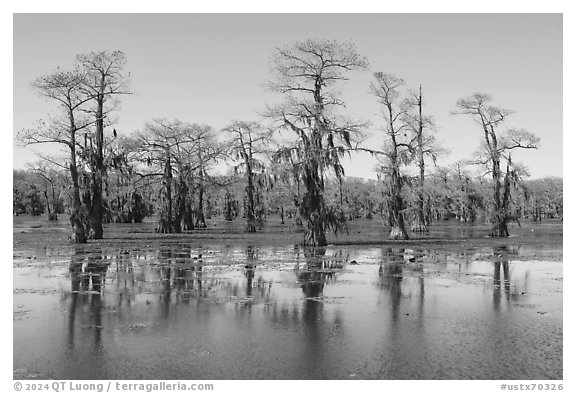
left=13, top=222, right=562, bottom=380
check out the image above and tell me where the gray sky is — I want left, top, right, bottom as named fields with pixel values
left=13, top=13, right=563, bottom=179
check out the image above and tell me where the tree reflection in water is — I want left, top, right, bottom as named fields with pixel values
left=378, top=248, right=405, bottom=324
left=290, top=247, right=345, bottom=375
left=67, top=248, right=109, bottom=353
left=216, top=245, right=273, bottom=307
left=493, top=246, right=514, bottom=310
left=62, top=245, right=363, bottom=376
left=15, top=228, right=559, bottom=380
left=377, top=248, right=427, bottom=324
left=374, top=247, right=429, bottom=377
left=244, top=245, right=257, bottom=297
left=295, top=247, right=347, bottom=298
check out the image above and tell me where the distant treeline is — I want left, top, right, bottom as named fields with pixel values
left=13, top=168, right=563, bottom=226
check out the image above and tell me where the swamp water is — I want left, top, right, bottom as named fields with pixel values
left=13, top=218, right=562, bottom=380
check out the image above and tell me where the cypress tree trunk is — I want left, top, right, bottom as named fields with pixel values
left=156, top=154, right=175, bottom=233
left=195, top=149, right=207, bottom=229
left=68, top=125, right=87, bottom=243
left=412, top=86, right=428, bottom=233
left=490, top=157, right=509, bottom=237
left=196, top=183, right=207, bottom=228
left=302, top=190, right=327, bottom=246
left=388, top=166, right=408, bottom=240
left=245, top=165, right=256, bottom=233
left=69, top=162, right=87, bottom=243
left=89, top=172, right=104, bottom=239
left=44, top=189, right=58, bottom=221
left=224, top=193, right=234, bottom=221
left=89, top=75, right=106, bottom=239
left=491, top=220, right=510, bottom=237
left=175, top=177, right=191, bottom=232
left=301, top=154, right=328, bottom=247
left=50, top=183, right=58, bottom=221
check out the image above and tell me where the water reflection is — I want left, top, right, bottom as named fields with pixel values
left=152, top=245, right=212, bottom=308
left=492, top=246, right=513, bottom=311
left=377, top=247, right=426, bottom=322
left=378, top=261, right=403, bottom=321
left=66, top=249, right=110, bottom=377
left=13, top=241, right=561, bottom=379
left=295, top=247, right=340, bottom=298
left=61, top=244, right=535, bottom=333
left=244, top=246, right=257, bottom=297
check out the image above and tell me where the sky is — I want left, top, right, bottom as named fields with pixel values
left=12, top=13, right=563, bottom=179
